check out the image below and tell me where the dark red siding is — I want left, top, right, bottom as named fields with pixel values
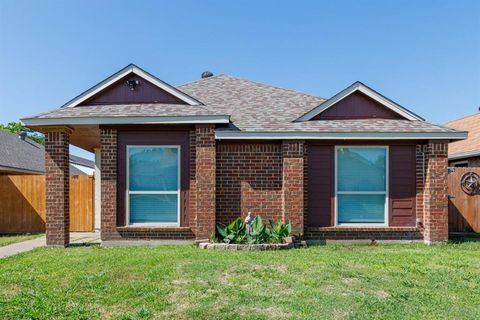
left=312, top=91, right=407, bottom=120
left=117, top=130, right=190, bottom=227
left=82, top=73, right=185, bottom=105
left=307, top=145, right=334, bottom=227
left=389, top=145, right=416, bottom=226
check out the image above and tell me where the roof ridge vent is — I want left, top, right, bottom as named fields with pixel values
left=201, top=71, right=214, bottom=79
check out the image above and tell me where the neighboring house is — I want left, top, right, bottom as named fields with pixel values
left=0, top=131, right=94, bottom=175
left=445, top=112, right=480, bottom=167
left=21, top=64, right=467, bottom=246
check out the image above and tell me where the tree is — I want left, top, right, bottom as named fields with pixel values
left=0, top=121, right=45, bottom=145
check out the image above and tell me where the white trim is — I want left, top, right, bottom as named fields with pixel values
left=61, top=64, right=202, bottom=108
left=215, top=131, right=468, bottom=140
left=94, top=148, right=101, bottom=230
left=449, top=150, right=480, bottom=161
left=296, top=82, right=424, bottom=121
left=126, top=145, right=181, bottom=227
left=334, top=146, right=389, bottom=227
left=22, top=115, right=230, bottom=126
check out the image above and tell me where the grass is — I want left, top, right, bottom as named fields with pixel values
left=0, top=242, right=479, bottom=319
left=0, top=233, right=43, bottom=247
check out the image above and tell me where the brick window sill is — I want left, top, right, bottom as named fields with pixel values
left=306, top=227, right=419, bottom=232
left=116, top=226, right=192, bottom=232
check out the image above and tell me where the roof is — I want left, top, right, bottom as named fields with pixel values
left=21, top=65, right=467, bottom=140
left=70, top=154, right=94, bottom=169
left=0, top=131, right=93, bottom=175
left=446, top=113, right=480, bottom=159
left=0, top=131, right=44, bottom=174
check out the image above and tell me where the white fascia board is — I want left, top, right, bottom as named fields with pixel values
left=61, top=64, right=201, bottom=108
left=297, top=82, right=423, bottom=122
left=215, top=131, right=468, bottom=140
left=22, top=115, right=230, bottom=126
left=449, top=150, right=480, bottom=160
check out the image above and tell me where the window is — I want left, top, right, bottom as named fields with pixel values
left=126, top=146, right=180, bottom=225
left=335, top=146, right=388, bottom=225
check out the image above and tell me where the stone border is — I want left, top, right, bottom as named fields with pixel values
left=198, top=241, right=306, bottom=251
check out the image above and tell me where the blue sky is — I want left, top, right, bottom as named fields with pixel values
left=0, top=0, right=479, bottom=159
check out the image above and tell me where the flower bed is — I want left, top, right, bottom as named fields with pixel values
left=198, top=240, right=306, bottom=251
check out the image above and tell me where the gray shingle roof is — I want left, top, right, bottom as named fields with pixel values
left=179, top=75, right=456, bottom=133
left=0, top=131, right=44, bottom=173
left=22, top=73, right=461, bottom=135
left=0, top=131, right=93, bottom=175
left=27, top=103, right=222, bottom=119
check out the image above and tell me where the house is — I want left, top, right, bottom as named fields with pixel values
left=21, top=64, right=467, bottom=246
left=445, top=112, right=480, bottom=167
left=0, top=130, right=94, bottom=175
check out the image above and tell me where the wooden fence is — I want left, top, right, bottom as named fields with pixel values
left=448, top=167, right=480, bottom=233
left=0, top=175, right=94, bottom=233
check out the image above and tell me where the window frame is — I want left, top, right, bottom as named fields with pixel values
left=126, top=145, right=181, bottom=227
left=334, top=145, right=389, bottom=227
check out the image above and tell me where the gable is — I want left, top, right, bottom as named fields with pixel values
left=81, top=73, right=185, bottom=105
left=312, top=91, right=407, bottom=120
left=60, top=64, right=202, bottom=108
left=296, top=81, right=424, bottom=122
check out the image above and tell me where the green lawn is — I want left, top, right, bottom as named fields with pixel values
left=0, top=243, right=479, bottom=320
left=0, top=233, right=43, bottom=247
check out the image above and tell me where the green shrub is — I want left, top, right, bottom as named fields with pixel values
left=269, top=219, right=292, bottom=243
left=216, top=216, right=292, bottom=244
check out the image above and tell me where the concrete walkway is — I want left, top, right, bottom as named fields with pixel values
left=0, top=232, right=100, bottom=259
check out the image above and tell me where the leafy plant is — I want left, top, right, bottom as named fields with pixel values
left=216, top=216, right=292, bottom=244
left=216, top=217, right=247, bottom=244
left=246, top=216, right=271, bottom=244
left=269, top=219, right=292, bottom=243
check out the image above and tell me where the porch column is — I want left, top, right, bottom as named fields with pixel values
left=195, top=124, right=216, bottom=240
left=94, top=148, right=101, bottom=230
left=282, top=140, right=305, bottom=235
left=100, top=128, right=119, bottom=240
left=44, top=127, right=72, bottom=246
left=423, top=140, right=449, bottom=244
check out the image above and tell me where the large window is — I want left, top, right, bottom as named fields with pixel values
left=335, top=146, right=388, bottom=225
left=127, top=146, right=180, bottom=225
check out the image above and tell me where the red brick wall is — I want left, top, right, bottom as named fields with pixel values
left=416, top=144, right=427, bottom=226
left=194, top=125, right=216, bottom=239
left=44, top=130, right=70, bottom=246
left=216, top=142, right=283, bottom=225
left=282, top=140, right=305, bottom=234
left=100, top=128, right=120, bottom=240
left=423, top=140, right=449, bottom=243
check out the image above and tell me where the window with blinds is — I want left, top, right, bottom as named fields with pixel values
left=335, top=147, right=388, bottom=225
left=126, top=146, right=180, bottom=225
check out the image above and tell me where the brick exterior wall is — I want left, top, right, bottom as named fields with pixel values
left=100, top=128, right=120, bottom=240
left=416, top=144, right=427, bottom=226
left=116, top=227, right=194, bottom=240
left=44, top=129, right=71, bottom=246
left=282, top=140, right=305, bottom=234
left=423, top=140, right=449, bottom=243
left=216, top=142, right=283, bottom=225
left=304, top=227, right=422, bottom=240
left=194, top=125, right=216, bottom=239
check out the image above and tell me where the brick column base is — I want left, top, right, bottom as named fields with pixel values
left=423, top=140, right=449, bottom=244
left=195, top=125, right=216, bottom=240
left=282, top=140, right=304, bottom=235
left=44, top=128, right=71, bottom=246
